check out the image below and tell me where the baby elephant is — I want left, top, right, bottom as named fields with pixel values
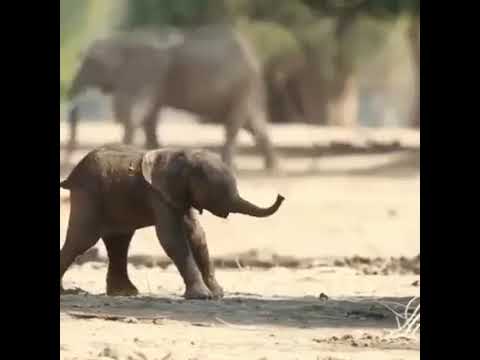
left=60, top=144, right=285, bottom=299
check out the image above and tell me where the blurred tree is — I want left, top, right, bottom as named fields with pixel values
left=122, top=0, right=230, bottom=29
left=237, top=20, right=302, bottom=63
left=60, top=0, right=419, bottom=127
left=292, top=0, right=418, bottom=127
left=408, top=16, right=420, bottom=128
left=60, top=0, right=120, bottom=99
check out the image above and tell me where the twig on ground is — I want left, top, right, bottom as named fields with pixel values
left=378, top=296, right=420, bottom=338
left=214, top=316, right=259, bottom=331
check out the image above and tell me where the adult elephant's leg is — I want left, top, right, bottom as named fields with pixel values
left=150, top=198, right=212, bottom=299
left=222, top=104, right=248, bottom=169
left=113, top=94, right=135, bottom=145
left=142, top=104, right=162, bottom=150
left=244, top=108, right=278, bottom=171
left=183, top=211, right=223, bottom=298
left=102, top=231, right=138, bottom=296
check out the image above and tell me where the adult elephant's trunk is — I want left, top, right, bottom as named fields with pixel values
left=65, top=73, right=84, bottom=151
left=66, top=105, right=79, bottom=149
left=231, top=194, right=285, bottom=217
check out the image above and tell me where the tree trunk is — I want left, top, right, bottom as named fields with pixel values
left=327, top=12, right=359, bottom=128
left=408, top=17, right=420, bottom=128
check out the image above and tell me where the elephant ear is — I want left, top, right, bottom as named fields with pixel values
left=141, top=149, right=191, bottom=209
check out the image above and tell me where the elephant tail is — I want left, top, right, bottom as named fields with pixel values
left=60, top=179, right=71, bottom=189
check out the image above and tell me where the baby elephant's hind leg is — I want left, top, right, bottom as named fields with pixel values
left=60, top=189, right=101, bottom=294
left=184, top=212, right=224, bottom=299
left=102, top=232, right=138, bottom=296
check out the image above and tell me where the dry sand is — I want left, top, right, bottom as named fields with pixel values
left=60, top=120, right=420, bottom=360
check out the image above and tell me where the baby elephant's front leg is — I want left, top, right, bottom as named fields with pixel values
left=183, top=211, right=224, bottom=299
left=151, top=198, right=212, bottom=300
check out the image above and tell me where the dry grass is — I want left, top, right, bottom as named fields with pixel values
left=378, top=296, right=420, bottom=338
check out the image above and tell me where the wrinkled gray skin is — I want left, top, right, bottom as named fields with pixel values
left=66, top=25, right=278, bottom=171
left=60, top=144, right=285, bottom=299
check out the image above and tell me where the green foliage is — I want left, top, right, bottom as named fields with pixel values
left=60, top=0, right=89, bottom=48
left=236, top=19, right=302, bottom=64
left=237, top=0, right=314, bottom=27
left=299, top=0, right=419, bottom=17
left=122, top=0, right=229, bottom=29
left=340, top=16, right=394, bottom=69
left=60, top=0, right=121, bottom=99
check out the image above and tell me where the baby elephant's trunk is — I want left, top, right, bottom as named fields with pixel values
left=231, top=194, right=285, bottom=217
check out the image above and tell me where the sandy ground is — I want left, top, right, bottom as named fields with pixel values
left=60, top=119, right=420, bottom=360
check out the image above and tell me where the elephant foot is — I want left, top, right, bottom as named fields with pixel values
left=184, top=281, right=213, bottom=300
left=205, top=277, right=224, bottom=299
left=264, top=157, right=280, bottom=174
left=265, top=163, right=283, bottom=176
left=106, top=278, right=139, bottom=297
left=145, top=140, right=161, bottom=150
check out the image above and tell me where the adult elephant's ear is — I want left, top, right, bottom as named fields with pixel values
left=142, top=149, right=191, bottom=210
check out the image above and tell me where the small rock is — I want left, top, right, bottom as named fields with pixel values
left=318, top=293, right=329, bottom=301
left=98, top=346, right=120, bottom=359
left=387, top=209, right=397, bottom=217
left=333, top=259, right=345, bottom=267
left=123, top=317, right=139, bottom=324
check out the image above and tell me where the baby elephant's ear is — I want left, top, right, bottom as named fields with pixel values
left=141, top=149, right=190, bottom=208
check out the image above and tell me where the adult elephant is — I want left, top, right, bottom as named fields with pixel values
left=264, top=51, right=329, bottom=126
left=65, top=25, right=278, bottom=171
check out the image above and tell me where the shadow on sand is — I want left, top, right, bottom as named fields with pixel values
left=61, top=292, right=418, bottom=330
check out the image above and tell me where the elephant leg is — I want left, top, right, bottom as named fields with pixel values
left=143, top=105, right=162, bottom=150
left=183, top=211, right=223, bottom=298
left=60, top=189, right=101, bottom=294
left=123, top=121, right=134, bottom=145
left=102, top=232, right=138, bottom=296
left=113, top=94, right=135, bottom=145
left=222, top=106, right=247, bottom=169
left=151, top=198, right=212, bottom=299
left=244, top=112, right=278, bottom=171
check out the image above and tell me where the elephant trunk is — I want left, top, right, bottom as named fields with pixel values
left=65, top=71, right=84, bottom=150
left=67, top=71, right=85, bottom=101
left=67, top=105, right=79, bottom=148
left=231, top=194, right=285, bottom=218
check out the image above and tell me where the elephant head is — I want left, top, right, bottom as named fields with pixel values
left=141, top=149, right=285, bottom=218
left=65, top=39, right=135, bottom=149
left=68, top=39, right=126, bottom=100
